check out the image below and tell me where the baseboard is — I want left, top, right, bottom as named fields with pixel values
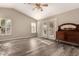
left=0, top=36, right=36, bottom=41
left=38, top=37, right=56, bottom=42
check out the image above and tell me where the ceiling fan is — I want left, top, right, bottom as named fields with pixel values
left=25, top=3, right=48, bottom=11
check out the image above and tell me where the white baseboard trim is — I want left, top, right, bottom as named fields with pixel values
left=0, top=36, right=36, bottom=41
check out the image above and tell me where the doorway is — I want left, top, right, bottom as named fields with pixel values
left=41, top=18, right=57, bottom=40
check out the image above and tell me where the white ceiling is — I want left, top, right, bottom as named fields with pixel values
left=0, top=3, right=79, bottom=20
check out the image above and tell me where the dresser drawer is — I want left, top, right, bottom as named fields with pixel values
left=56, top=31, right=65, bottom=40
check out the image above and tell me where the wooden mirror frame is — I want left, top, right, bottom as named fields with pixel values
left=58, top=23, right=77, bottom=31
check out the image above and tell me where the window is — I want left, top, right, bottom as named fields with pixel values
left=31, top=22, right=36, bottom=33
left=0, top=18, right=12, bottom=35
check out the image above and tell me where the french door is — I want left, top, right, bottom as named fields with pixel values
left=42, top=18, right=57, bottom=40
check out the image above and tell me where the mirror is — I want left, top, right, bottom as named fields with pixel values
left=61, top=25, right=76, bottom=30
left=0, top=18, right=12, bottom=35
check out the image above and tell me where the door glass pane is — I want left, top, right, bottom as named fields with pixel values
left=31, top=22, right=36, bottom=33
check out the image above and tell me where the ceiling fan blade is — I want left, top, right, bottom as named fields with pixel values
left=41, top=4, right=48, bottom=6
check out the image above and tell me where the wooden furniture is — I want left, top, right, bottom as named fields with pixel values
left=56, top=23, right=79, bottom=46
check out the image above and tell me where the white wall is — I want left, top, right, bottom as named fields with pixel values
left=0, top=8, right=37, bottom=41
left=57, top=8, right=79, bottom=26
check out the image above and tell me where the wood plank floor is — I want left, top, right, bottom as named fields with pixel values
left=0, top=37, right=79, bottom=56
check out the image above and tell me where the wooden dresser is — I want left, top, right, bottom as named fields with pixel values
left=56, top=23, right=79, bottom=46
